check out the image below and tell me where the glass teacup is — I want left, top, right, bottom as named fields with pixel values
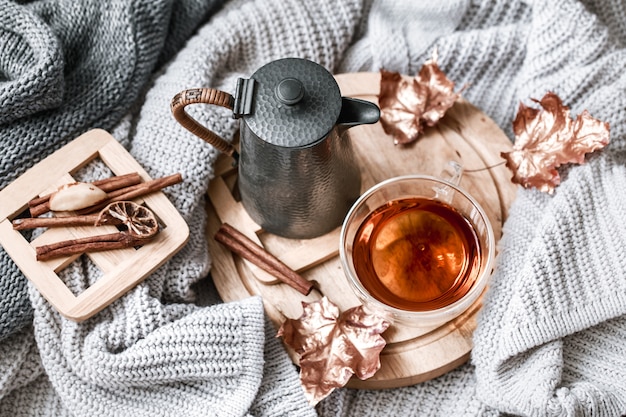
left=339, top=163, right=495, bottom=327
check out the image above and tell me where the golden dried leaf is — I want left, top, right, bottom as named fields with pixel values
left=379, top=51, right=462, bottom=145
left=277, top=297, right=391, bottom=406
left=502, top=92, right=610, bottom=193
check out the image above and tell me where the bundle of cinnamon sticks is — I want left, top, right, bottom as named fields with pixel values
left=214, top=223, right=314, bottom=296
left=14, top=172, right=182, bottom=261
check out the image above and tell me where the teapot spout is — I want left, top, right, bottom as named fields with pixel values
left=338, top=97, right=380, bottom=128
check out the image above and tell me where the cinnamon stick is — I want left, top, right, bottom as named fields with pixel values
left=76, top=173, right=183, bottom=215
left=29, top=173, right=142, bottom=217
left=215, top=223, right=313, bottom=296
left=35, top=232, right=145, bottom=261
left=13, top=214, right=99, bottom=230
left=93, top=172, right=143, bottom=192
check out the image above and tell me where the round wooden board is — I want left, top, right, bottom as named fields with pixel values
left=205, top=72, right=517, bottom=389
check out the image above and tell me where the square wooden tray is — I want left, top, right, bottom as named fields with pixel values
left=0, top=129, right=189, bottom=321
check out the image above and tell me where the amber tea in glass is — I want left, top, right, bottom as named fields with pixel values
left=340, top=171, right=495, bottom=327
left=351, top=197, right=480, bottom=311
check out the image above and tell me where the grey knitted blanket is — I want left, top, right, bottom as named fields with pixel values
left=1, top=0, right=625, bottom=416
left=0, top=0, right=225, bottom=340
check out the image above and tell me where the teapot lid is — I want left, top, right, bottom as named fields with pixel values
left=242, top=58, right=342, bottom=147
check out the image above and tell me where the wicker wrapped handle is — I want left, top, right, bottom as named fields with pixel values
left=171, top=88, right=238, bottom=160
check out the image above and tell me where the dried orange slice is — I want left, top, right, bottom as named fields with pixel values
left=95, top=201, right=158, bottom=239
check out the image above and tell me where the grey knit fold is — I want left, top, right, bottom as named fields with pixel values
left=0, top=1, right=64, bottom=125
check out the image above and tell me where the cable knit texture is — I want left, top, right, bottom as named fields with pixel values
left=1, top=0, right=625, bottom=416
left=327, top=0, right=626, bottom=415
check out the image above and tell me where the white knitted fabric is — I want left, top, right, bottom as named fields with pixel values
left=1, top=0, right=626, bottom=416
left=322, top=0, right=626, bottom=416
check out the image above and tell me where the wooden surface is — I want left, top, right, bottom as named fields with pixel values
left=206, top=72, right=518, bottom=389
left=0, top=129, right=189, bottom=321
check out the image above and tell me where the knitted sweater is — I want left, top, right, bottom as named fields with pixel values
left=1, top=0, right=625, bottom=416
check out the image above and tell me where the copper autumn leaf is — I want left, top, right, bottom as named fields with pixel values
left=379, top=51, right=463, bottom=145
left=277, top=296, right=391, bottom=406
left=502, top=92, right=610, bottom=193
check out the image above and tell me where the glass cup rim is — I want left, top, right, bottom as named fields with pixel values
left=339, top=174, right=496, bottom=326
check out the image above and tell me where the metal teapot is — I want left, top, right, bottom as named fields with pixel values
left=171, top=58, right=380, bottom=239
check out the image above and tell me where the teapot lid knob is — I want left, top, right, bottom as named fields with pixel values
left=275, top=78, right=304, bottom=105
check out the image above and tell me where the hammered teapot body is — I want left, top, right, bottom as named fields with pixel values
left=171, top=58, right=380, bottom=239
